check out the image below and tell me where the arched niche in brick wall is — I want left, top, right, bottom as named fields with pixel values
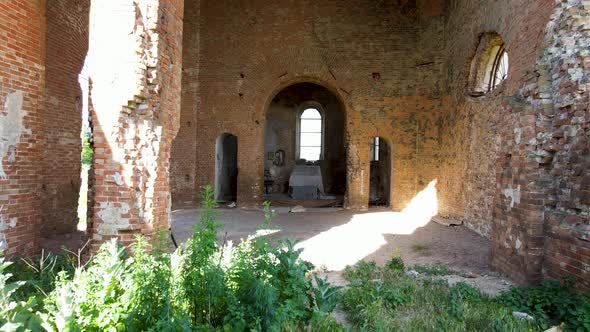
left=262, top=82, right=347, bottom=203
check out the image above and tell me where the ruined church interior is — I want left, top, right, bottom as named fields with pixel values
left=0, top=0, right=588, bottom=323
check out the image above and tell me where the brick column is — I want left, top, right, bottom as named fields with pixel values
left=86, top=0, right=184, bottom=250
left=0, top=1, right=46, bottom=256
left=345, top=138, right=370, bottom=210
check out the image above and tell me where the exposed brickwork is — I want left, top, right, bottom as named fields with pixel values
left=437, top=0, right=556, bottom=238
left=516, top=0, right=588, bottom=289
left=43, top=0, right=89, bottom=234
left=86, top=0, right=184, bottom=250
left=175, top=0, right=447, bottom=210
left=171, top=0, right=199, bottom=207
left=0, top=0, right=46, bottom=256
left=0, top=0, right=586, bottom=291
left=441, top=0, right=589, bottom=288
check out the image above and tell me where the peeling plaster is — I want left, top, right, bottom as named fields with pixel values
left=0, top=208, right=16, bottom=251
left=502, top=185, right=521, bottom=208
left=96, top=202, right=131, bottom=234
left=0, top=91, right=25, bottom=179
left=514, top=128, right=522, bottom=144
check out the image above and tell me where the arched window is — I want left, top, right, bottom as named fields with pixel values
left=469, top=34, right=509, bottom=96
left=489, top=45, right=508, bottom=90
left=370, top=137, right=380, bottom=161
left=298, top=107, right=323, bottom=161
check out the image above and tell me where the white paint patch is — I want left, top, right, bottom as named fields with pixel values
left=0, top=209, right=16, bottom=251
left=96, top=202, right=131, bottom=235
left=502, top=185, right=521, bottom=208
left=0, top=91, right=25, bottom=179
left=514, top=128, right=522, bottom=145
left=515, top=238, right=522, bottom=250
left=109, top=172, right=125, bottom=186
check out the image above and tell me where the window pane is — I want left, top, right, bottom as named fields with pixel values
left=301, top=133, right=322, bottom=146
left=494, top=51, right=509, bottom=88
left=300, top=146, right=321, bottom=161
left=301, top=119, right=322, bottom=132
left=301, top=108, right=321, bottom=119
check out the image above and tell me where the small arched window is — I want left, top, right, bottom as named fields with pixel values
left=489, top=45, right=509, bottom=90
left=469, top=34, right=509, bottom=96
left=298, top=107, right=323, bottom=161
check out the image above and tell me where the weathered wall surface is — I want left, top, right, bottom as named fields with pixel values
left=490, top=0, right=590, bottom=288
left=86, top=0, right=184, bottom=250
left=175, top=0, right=452, bottom=211
left=540, top=1, right=590, bottom=290
left=441, top=0, right=590, bottom=289
left=0, top=0, right=46, bottom=255
left=171, top=0, right=199, bottom=207
left=43, top=0, right=89, bottom=234
left=438, top=0, right=555, bottom=238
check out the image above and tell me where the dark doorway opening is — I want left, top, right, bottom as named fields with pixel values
left=215, top=133, right=238, bottom=203
left=369, top=137, right=391, bottom=206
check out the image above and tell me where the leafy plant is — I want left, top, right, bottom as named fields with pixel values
left=341, top=258, right=533, bottom=332
left=0, top=254, right=43, bottom=331
left=496, top=276, right=590, bottom=331
left=412, top=264, right=453, bottom=276
left=81, top=130, right=93, bottom=166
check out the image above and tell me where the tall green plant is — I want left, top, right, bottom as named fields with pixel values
left=0, top=254, right=43, bottom=331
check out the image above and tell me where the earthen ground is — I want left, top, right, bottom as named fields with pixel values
left=171, top=207, right=513, bottom=295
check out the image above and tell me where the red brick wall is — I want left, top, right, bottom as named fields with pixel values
left=441, top=0, right=590, bottom=289
left=0, top=0, right=46, bottom=256
left=86, top=0, right=184, bottom=250
left=437, top=0, right=555, bottom=237
left=176, top=0, right=448, bottom=210
left=43, top=0, right=89, bottom=234
left=171, top=0, right=199, bottom=207
left=536, top=1, right=589, bottom=290
left=440, top=0, right=556, bottom=282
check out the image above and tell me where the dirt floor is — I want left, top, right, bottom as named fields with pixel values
left=171, top=207, right=513, bottom=296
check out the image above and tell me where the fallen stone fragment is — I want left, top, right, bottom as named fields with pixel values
left=512, top=311, right=534, bottom=321
left=290, top=205, right=306, bottom=213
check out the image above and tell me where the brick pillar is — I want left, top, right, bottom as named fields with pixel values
left=43, top=0, right=89, bottom=235
left=491, top=101, right=547, bottom=283
left=86, top=0, right=184, bottom=250
left=345, top=137, right=370, bottom=210
left=0, top=1, right=46, bottom=256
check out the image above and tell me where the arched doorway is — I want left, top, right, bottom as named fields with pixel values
left=263, top=82, right=346, bottom=206
left=369, top=137, right=391, bottom=207
left=215, top=133, right=238, bottom=203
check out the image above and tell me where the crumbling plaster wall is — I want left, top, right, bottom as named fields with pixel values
left=0, top=0, right=46, bottom=255
left=86, top=0, right=184, bottom=250
left=439, top=0, right=555, bottom=238
left=43, top=0, right=89, bottom=235
left=441, top=0, right=590, bottom=288
left=176, top=0, right=451, bottom=211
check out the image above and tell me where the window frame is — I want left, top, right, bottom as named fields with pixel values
left=488, top=44, right=508, bottom=91
left=295, top=101, right=325, bottom=161
left=371, top=137, right=380, bottom=161
left=468, top=34, right=509, bottom=97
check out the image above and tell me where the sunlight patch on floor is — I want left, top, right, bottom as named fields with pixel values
left=296, top=180, right=439, bottom=271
